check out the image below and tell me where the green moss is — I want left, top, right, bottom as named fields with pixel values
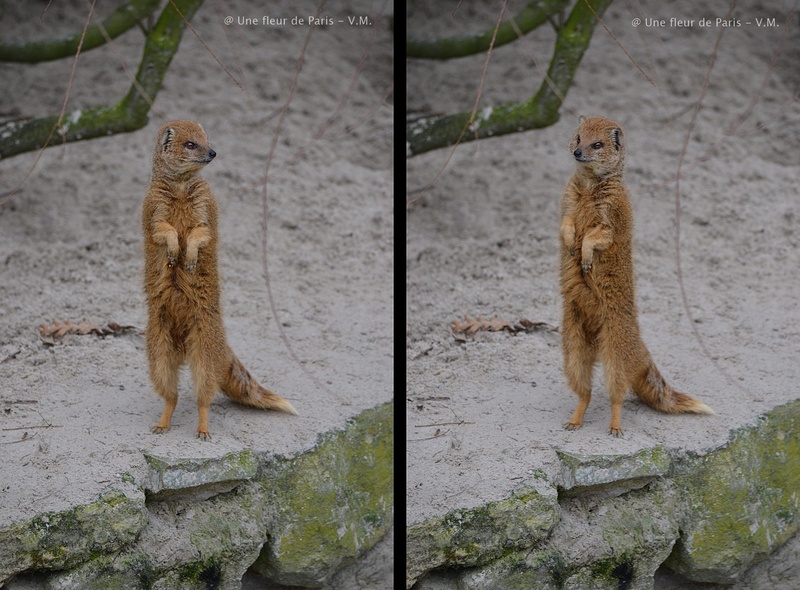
left=0, top=489, right=146, bottom=577
left=252, top=402, right=393, bottom=586
left=178, top=558, right=222, bottom=589
left=406, top=480, right=559, bottom=586
left=51, top=553, right=157, bottom=590
left=668, top=401, right=800, bottom=582
left=590, top=555, right=635, bottom=589
left=128, top=555, right=158, bottom=590
left=546, top=552, right=569, bottom=589
left=186, top=494, right=264, bottom=561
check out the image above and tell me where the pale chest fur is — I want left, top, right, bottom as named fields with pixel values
left=147, top=182, right=214, bottom=241
left=562, top=176, right=632, bottom=255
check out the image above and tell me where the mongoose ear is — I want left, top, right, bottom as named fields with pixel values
left=611, top=128, right=623, bottom=150
left=161, top=127, right=175, bottom=152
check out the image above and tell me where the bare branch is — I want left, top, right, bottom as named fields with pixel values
left=406, top=0, right=614, bottom=157
left=406, top=0, right=570, bottom=59
left=0, top=0, right=206, bottom=160
left=0, top=0, right=160, bottom=63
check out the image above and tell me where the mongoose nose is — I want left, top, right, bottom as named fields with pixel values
left=573, top=148, right=582, bottom=159
left=208, top=150, right=216, bottom=159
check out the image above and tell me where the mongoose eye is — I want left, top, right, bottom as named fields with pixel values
left=184, top=141, right=196, bottom=150
left=591, top=142, right=603, bottom=149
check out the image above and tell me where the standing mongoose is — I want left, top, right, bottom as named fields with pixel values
left=559, top=115, right=712, bottom=436
left=142, top=120, right=297, bottom=440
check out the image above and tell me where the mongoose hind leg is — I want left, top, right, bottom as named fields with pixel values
left=608, top=400, right=624, bottom=437
left=195, top=402, right=212, bottom=441
left=562, top=310, right=597, bottom=431
left=153, top=399, right=178, bottom=435
left=190, top=371, right=217, bottom=441
left=602, top=353, right=628, bottom=437
left=565, top=394, right=591, bottom=431
left=190, top=369, right=216, bottom=441
left=147, top=323, right=182, bottom=434
left=186, top=331, right=222, bottom=441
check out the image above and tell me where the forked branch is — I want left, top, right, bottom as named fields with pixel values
left=0, top=0, right=205, bottom=160
left=406, top=0, right=613, bottom=157
left=0, top=0, right=160, bottom=63
left=407, top=0, right=570, bottom=59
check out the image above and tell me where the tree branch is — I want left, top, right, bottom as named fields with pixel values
left=407, top=0, right=571, bottom=59
left=0, top=0, right=206, bottom=160
left=406, top=0, right=614, bottom=157
left=0, top=0, right=161, bottom=63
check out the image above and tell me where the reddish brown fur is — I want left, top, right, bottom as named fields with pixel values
left=559, top=115, right=712, bottom=436
left=142, top=120, right=297, bottom=440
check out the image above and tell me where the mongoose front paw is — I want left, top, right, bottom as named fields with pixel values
left=581, top=247, right=594, bottom=272
left=184, top=259, right=197, bottom=272
left=166, top=255, right=176, bottom=268
left=562, top=226, right=576, bottom=251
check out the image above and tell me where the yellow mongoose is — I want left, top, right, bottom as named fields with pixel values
left=142, top=120, right=297, bottom=440
left=559, top=115, right=712, bottom=436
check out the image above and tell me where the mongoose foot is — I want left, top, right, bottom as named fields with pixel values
left=184, top=260, right=197, bottom=272
left=608, top=427, right=624, bottom=437
left=564, top=421, right=582, bottom=431
left=196, top=430, right=212, bottom=442
left=581, top=259, right=592, bottom=273
left=167, top=255, right=176, bottom=268
left=151, top=425, right=169, bottom=434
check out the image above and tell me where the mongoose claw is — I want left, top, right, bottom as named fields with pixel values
left=581, top=259, right=592, bottom=273
left=167, top=255, right=176, bottom=268
left=184, top=260, right=197, bottom=272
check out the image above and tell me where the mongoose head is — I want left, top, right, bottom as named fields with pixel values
left=153, top=120, right=216, bottom=179
left=570, top=115, right=625, bottom=178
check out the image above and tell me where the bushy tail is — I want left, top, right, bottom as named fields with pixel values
left=220, top=354, right=298, bottom=415
left=633, top=359, right=713, bottom=415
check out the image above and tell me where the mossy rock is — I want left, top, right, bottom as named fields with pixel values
left=406, top=477, right=559, bottom=589
left=0, top=487, right=146, bottom=582
left=666, top=401, right=800, bottom=583
left=252, top=402, right=394, bottom=587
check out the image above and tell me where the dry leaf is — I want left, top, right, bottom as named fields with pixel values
left=451, top=316, right=558, bottom=338
left=39, top=320, right=140, bottom=345
left=105, top=322, right=138, bottom=334
left=451, top=316, right=513, bottom=335
left=516, top=319, right=559, bottom=333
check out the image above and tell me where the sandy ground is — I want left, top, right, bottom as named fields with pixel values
left=406, top=0, right=800, bottom=532
left=0, top=0, right=393, bottom=583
